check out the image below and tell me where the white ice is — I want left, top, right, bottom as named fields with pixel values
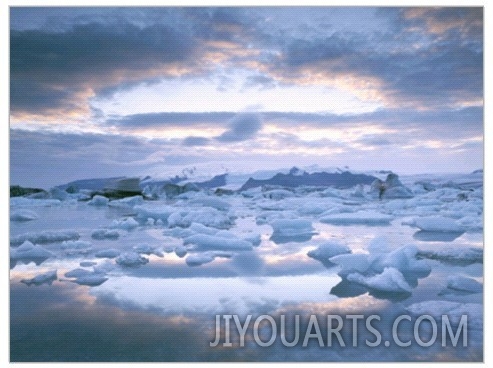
left=91, top=229, right=120, bottom=240
left=115, top=252, right=149, bottom=267
left=407, top=216, right=465, bottom=232
left=347, top=267, right=413, bottom=293
left=21, top=269, right=57, bottom=286
left=10, top=230, right=80, bottom=246
left=446, top=275, right=482, bottom=293
left=307, top=241, right=351, bottom=262
left=87, top=195, right=109, bottom=206
left=183, top=234, right=253, bottom=251
left=320, top=210, right=394, bottom=225
left=10, top=209, right=39, bottom=222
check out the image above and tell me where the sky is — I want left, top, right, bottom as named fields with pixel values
left=8, top=5, right=484, bottom=188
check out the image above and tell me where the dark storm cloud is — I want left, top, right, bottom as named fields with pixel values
left=275, top=7, right=482, bottom=108
left=182, top=136, right=212, bottom=146
left=216, top=112, right=263, bottom=142
left=10, top=20, right=195, bottom=113
left=106, top=112, right=235, bottom=129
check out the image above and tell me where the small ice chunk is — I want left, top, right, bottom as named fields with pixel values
left=189, top=197, right=231, bottom=210
left=263, top=189, right=295, bottom=200
left=21, top=270, right=57, bottom=286
left=72, top=274, right=108, bottom=286
left=109, top=217, right=139, bottom=230
left=417, top=247, right=483, bottom=265
left=185, top=253, right=215, bottom=267
left=108, top=195, right=144, bottom=208
left=61, top=240, right=92, bottom=250
left=133, top=244, right=163, bottom=257
left=65, top=268, right=94, bottom=278
left=10, top=241, right=54, bottom=266
left=183, top=234, right=253, bottom=251
left=446, top=275, right=482, bottom=293
left=134, top=204, right=174, bottom=222
left=10, top=230, right=80, bottom=246
left=94, top=248, right=121, bottom=258
left=115, top=252, right=149, bottom=267
left=307, top=241, right=351, bottom=263
left=270, top=219, right=314, bottom=237
left=320, top=211, right=393, bottom=225
left=347, top=267, right=413, bottom=293
left=329, top=253, right=371, bottom=274
left=168, top=208, right=233, bottom=229
left=243, top=233, right=261, bottom=246
left=87, top=195, right=109, bottom=206
left=367, top=237, right=392, bottom=254
left=91, top=229, right=120, bottom=240
left=10, top=209, right=39, bottom=222
left=375, top=244, right=431, bottom=276
left=175, top=245, right=188, bottom=258
left=189, top=222, right=219, bottom=235
left=409, top=216, right=465, bottom=233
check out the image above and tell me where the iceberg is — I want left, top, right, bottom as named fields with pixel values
left=347, top=267, right=413, bottom=293
left=307, top=241, right=351, bottom=266
left=269, top=219, right=316, bottom=243
left=183, top=234, right=253, bottom=251
left=20, top=270, right=57, bottom=286
left=320, top=211, right=393, bottom=225
left=408, top=216, right=465, bottom=233
left=115, top=252, right=149, bottom=267
left=10, top=209, right=39, bottom=222
left=10, top=241, right=54, bottom=267
left=94, top=248, right=121, bottom=258
left=416, top=247, right=483, bottom=265
left=446, top=275, right=482, bottom=294
left=87, top=195, right=109, bottom=206
left=10, top=230, right=80, bottom=246
left=91, top=229, right=120, bottom=240
left=109, top=217, right=139, bottom=230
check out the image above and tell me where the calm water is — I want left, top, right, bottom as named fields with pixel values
left=10, top=200, right=483, bottom=361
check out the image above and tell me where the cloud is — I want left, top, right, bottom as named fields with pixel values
left=182, top=136, right=212, bottom=146
left=216, top=112, right=263, bottom=142
left=10, top=21, right=196, bottom=115
left=106, top=112, right=234, bottom=129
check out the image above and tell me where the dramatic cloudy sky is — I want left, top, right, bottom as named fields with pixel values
left=9, top=6, right=483, bottom=188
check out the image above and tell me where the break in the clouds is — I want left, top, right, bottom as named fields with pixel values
left=9, top=7, right=483, bottom=187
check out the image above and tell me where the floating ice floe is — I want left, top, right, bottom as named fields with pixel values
left=133, top=244, right=164, bottom=257
left=134, top=204, right=174, bottom=222
left=108, top=195, right=144, bottom=208
left=263, top=189, right=295, bottom=200
left=87, top=195, right=109, bottom=206
left=115, top=252, right=149, bottom=267
left=406, top=216, right=465, bottom=233
left=10, top=241, right=54, bottom=267
left=167, top=208, right=234, bottom=229
left=416, top=247, right=483, bottom=265
left=10, top=209, right=39, bottom=222
left=307, top=241, right=351, bottom=266
left=185, top=251, right=232, bottom=267
left=91, top=229, right=120, bottom=240
left=21, top=270, right=57, bottom=286
left=446, top=275, right=482, bottom=294
left=10, top=197, right=61, bottom=207
left=61, top=240, right=92, bottom=251
left=269, top=219, right=316, bottom=243
left=188, top=197, right=231, bottom=210
left=329, top=253, right=371, bottom=274
left=109, top=217, right=139, bottom=230
left=347, top=267, right=413, bottom=293
left=65, top=268, right=95, bottom=278
left=71, top=274, right=109, bottom=286
left=10, top=230, right=80, bottom=246
left=320, top=210, right=394, bottom=225
left=95, top=248, right=121, bottom=258
left=183, top=234, right=253, bottom=251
